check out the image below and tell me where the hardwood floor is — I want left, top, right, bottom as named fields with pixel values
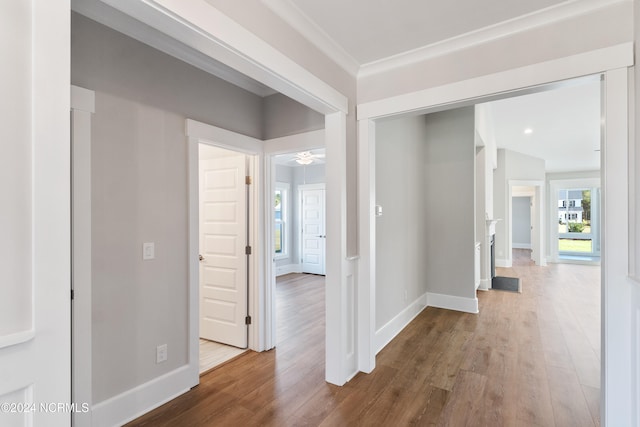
left=127, top=256, right=600, bottom=426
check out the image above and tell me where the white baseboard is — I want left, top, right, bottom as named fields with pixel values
left=427, top=292, right=479, bottom=314
left=92, top=365, right=195, bottom=427
left=275, top=263, right=301, bottom=276
left=512, top=243, right=532, bottom=249
left=495, top=258, right=512, bottom=268
left=478, top=279, right=491, bottom=291
left=375, top=293, right=428, bottom=354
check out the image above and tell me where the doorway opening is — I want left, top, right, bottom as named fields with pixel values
left=270, top=148, right=327, bottom=353
left=197, top=143, right=254, bottom=373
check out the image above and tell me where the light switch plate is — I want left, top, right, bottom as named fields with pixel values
left=143, top=242, right=155, bottom=260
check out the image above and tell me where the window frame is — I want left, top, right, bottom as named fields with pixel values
left=274, top=182, right=290, bottom=260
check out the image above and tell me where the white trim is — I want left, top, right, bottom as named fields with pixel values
left=478, top=279, right=491, bottom=291
left=512, top=243, right=532, bottom=249
left=357, top=43, right=633, bottom=120
left=495, top=259, right=512, bottom=268
left=264, top=130, right=328, bottom=352
left=261, top=0, right=359, bottom=76
left=0, top=330, right=35, bottom=349
left=357, top=119, right=376, bottom=373
left=71, top=84, right=96, bottom=427
left=549, top=177, right=601, bottom=263
left=72, top=0, right=277, bottom=97
left=263, top=129, right=325, bottom=155
left=97, top=0, right=348, bottom=114
left=275, top=264, right=301, bottom=276
left=186, top=119, right=262, bottom=154
left=426, top=292, right=479, bottom=314
left=375, top=294, right=427, bottom=354
left=601, top=67, right=632, bottom=426
left=91, top=365, right=192, bottom=427
left=508, top=180, right=545, bottom=267
left=324, top=111, right=355, bottom=385
left=71, top=85, right=95, bottom=113
left=274, top=181, right=291, bottom=260
left=359, top=0, right=628, bottom=78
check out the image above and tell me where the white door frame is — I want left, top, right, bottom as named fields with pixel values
left=186, top=120, right=262, bottom=385
left=263, top=130, right=325, bottom=352
left=358, top=44, right=634, bottom=424
left=71, top=85, right=95, bottom=426
left=97, top=0, right=355, bottom=386
left=549, top=177, right=601, bottom=262
left=508, top=180, right=545, bottom=267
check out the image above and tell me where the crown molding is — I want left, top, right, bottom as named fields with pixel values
left=262, top=0, right=360, bottom=77
left=359, top=0, right=629, bottom=78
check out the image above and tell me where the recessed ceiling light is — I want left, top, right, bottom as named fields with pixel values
left=524, top=128, right=533, bottom=135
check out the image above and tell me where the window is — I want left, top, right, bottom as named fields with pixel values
left=274, top=183, right=289, bottom=257
left=557, top=187, right=599, bottom=256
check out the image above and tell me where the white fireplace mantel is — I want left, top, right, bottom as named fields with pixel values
left=486, top=219, right=501, bottom=236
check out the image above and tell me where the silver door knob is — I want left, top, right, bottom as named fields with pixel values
left=199, top=254, right=205, bottom=261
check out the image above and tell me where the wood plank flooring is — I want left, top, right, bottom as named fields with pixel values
left=127, top=253, right=600, bottom=426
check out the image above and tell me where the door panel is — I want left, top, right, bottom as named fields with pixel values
left=1, top=1, right=70, bottom=425
left=301, top=187, right=326, bottom=275
left=199, top=152, right=247, bottom=348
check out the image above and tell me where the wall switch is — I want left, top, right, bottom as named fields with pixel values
left=156, top=344, right=167, bottom=363
left=143, top=242, right=155, bottom=260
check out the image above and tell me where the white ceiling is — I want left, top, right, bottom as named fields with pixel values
left=287, top=0, right=565, bottom=64
left=484, top=78, right=601, bottom=173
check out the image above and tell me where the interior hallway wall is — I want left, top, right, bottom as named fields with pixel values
left=493, top=149, right=545, bottom=265
left=512, top=196, right=532, bottom=248
left=72, top=13, right=264, bottom=404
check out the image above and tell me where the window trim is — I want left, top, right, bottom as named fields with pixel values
left=274, top=182, right=290, bottom=260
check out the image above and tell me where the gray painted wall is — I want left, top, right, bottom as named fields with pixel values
left=493, top=149, right=545, bottom=262
left=72, top=13, right=263, bottom=139
left=512, top=197, right=532, bottom=246
left=423, top=107, right=476, bottom=299
left=72, top=14, right=265, bottom=403
left=262, top=93, right=325, bottom=140
left=375, top=106, right=475, bottom=330
left=376, top=115, right=429, bottom=329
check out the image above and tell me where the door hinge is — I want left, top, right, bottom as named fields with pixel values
left=245, top=176, right=252, bottom=185
left=71, top=289, right=75, bottom=300
left=245, top=245, right=252, bottom=255
left=245, top=316, right=252, bottom=325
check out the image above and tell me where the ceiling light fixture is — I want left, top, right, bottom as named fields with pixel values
left=524, top=128, right=533, bottom=135
left=295, top=158, right=313, bottom=165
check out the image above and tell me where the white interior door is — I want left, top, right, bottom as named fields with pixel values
left=300, top=185, right=326, bottom=275
left=0, top=2, right=70, bottom=425
left=199, top=146, right=247, bottom=348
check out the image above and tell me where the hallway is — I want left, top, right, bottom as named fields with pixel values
left=128, top=257, right=600, bottom=426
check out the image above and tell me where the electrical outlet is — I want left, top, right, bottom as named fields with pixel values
left=156, top=344, right=167, bottom=363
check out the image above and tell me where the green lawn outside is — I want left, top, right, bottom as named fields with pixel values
left=559, top=239, right=592, bottom=253
left=558, top=224, right=591, bottom=233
